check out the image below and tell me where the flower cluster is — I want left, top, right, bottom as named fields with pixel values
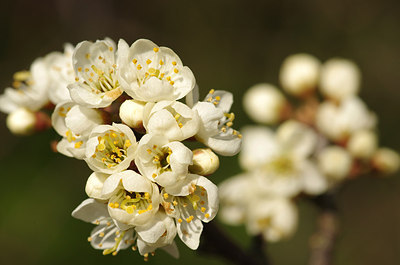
left=0, top=38, right=242, bottom=259
left=219, top=53, right=399, bottom=242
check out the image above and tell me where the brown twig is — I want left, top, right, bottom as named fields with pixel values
left=308, top=194, right=339, bottom=265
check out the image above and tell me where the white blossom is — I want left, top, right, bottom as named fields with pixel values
left=68, top=39, right=122, bottom=108
left=218, top=173, right=255, bottom=225
left=239, top=123, right=327, bottom=196
left=243, top=83, right=288, bottom=124
left=193, top=89, right=242, bottom=156
left=0, top=58, right=50, bottom=114
left=143, top=100, right=200, bottom=141
left=136, top=210, right=178, bottom=258
left=52, top=101, right=104, bottom=159
left=85, top=123, right=137, bottom=174
left=320, top=58, right=361, bottom=102
left=316, top=97, right=377, bottom=142
left=117, top=39, right=195, bottom=102
left=46, top=43, right=75, bottom=104
left=161, top=174, right=218, bottom=250
left=102, top=170, right=161, bottom=228
left=246, top=196, right=298, bottom=242
left=135, top=134, right=192, bottom=194
left=72, top=198, right=136, bottom=256
left=279, top=53, right=320, bottom=96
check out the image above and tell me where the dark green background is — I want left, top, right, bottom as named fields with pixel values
left=1, top=0, right=400, bottom=264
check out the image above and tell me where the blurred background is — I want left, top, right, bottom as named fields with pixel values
left=0, top=0, right=400, bottom=264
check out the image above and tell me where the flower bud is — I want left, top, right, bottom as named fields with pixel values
left=318, top=146, right=352, bottom=182
left=243, top=83, right=288, bottom=124
left=119, top=99, right=146, bottom=133
left=6, top=108, right=36, bottom=135
left=320, top=58, right=361, bottom=102
left=372, top=148, right=400, bottom=174
left=279, top=53, right=321, bottom=97
left=347, top=130, right=377, bottom=159
left=189, top=148, right=219, bottom=175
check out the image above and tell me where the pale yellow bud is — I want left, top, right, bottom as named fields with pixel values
left=279, top=53, right=321, bottom=96
left=6, top=108, right=36, bottom=135
left=318, top=146, right=352, bottom=182
left=243, top=83, right=287, bottom=124
left=347, top=130, right=377, bottom=159
left=320, top=58, right=361, bottom=101
left=119, top=99, right=145, bottom=132
left=372, top=148, right=400, bottom=174
left=189, top=148, right=219, bottom=175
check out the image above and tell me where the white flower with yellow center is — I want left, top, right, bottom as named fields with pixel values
left=117, top=39, right=196, bottom=102
left=143, top=100, right=200, bottom=141
left=246, top=196, right=298, bottom=242
left=136, top=210, right=179, bottom=258
left=72, top=198, right=136, bottom=256
left=135, top=134, right=192, bottom=194
left=72, top=198, right=178, bottom=258
left=102, top=170, right=161, bottom=228
left=46, top=43, right=75, bottom=104
left=193, top=89, right=242, bottom=156
left=161, top=174, right=218, bottom=250
left=68, top=39, right=122, bottom=108
left=240, top=122, right=327, bottom=196
left=52, top=101, right=104, bottom=159
left=316, top=97, right=377, bottom=142
left=85, top=123, right=137, bottom=174
left=0, top=57, right=50, bottom=114
left=219, top=173, right=298, bottom=242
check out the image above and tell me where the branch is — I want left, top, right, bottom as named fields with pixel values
left=308, top=194, right=339, bottom=265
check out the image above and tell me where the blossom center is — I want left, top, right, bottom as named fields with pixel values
left=109, top=190, right=153, bottom=215
left=77, top=56, right=120, bottom=94
left=146, top=145, right=173, bottom=177
left=93, top=131, right=132, bottom=168
left=266, top=155, right=295, bottom=176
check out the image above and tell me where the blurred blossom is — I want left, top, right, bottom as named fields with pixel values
left=317, top=146, right=352, bottom=184
left=320, top=58, right=361, bottom=102
left=279, top=53, right=321, bottom=97
left=243, top=83, right=288, bottom=125
left=372, top=148, right=400, bottom=174
left=219, top=53, right=399, bottom=245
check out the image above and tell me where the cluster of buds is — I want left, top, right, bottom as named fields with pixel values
left=0, top=38, right=242, bottom=259
left=219, top=53, right=399, bottom=242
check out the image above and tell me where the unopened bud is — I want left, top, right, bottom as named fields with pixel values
left=189, top=148, right=219, bottom=175
left=6, top=108, right=35, bottom=135
left=318, top=146, right=352, bottom=182
left=372, top=148, right=400, bottom=174
left=279, top=53, right=321, bottom=97
left=119, top=99, right=145, bottom=133
left=243, top=83, right=288, bottom=124
left=320, top=58, right=361, bottom=102
left=347, top=130, right=377, bottom=159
